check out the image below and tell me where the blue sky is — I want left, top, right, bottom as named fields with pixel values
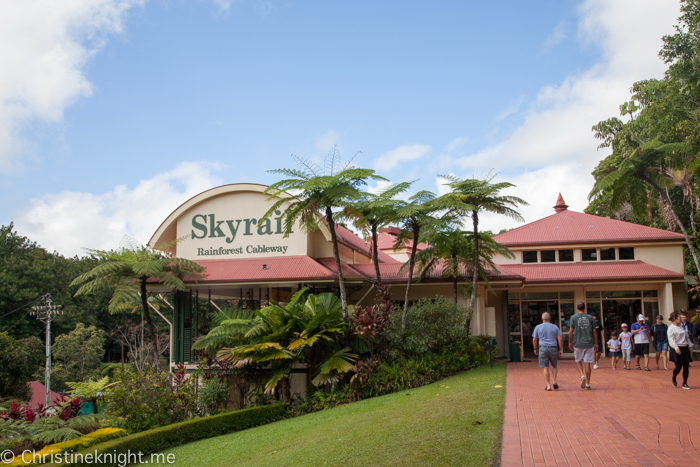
left=0, top=0, right=681, bottom=255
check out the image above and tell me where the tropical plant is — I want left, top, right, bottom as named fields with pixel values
left=103, top=365, right=196, bottom=433
left=415, top=228, right=513, bottom=304
left=70, top=241, right=206, bottom=370
left=393, top=190, right=439, bottom=331
left=344, top=182, right=413, bottom=286
left=216, top=289, right=357, bottom=402
left=263, top=146, right=387, bottom=320
left=65, top=376, right=111, bottom=415
left=350, top=285, right=393, bottom=358
left=434, top=176, right=526, bottom=329
left=192, top=306, right=257, bottom=352
left=590, top=133, right=700, bottom=273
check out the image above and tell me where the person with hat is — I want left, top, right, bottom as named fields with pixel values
left=668, top=310, right=692, bottom=389
left=631, top=314, right=651, bottom=371
left=619, top=323, right=634, bottom=370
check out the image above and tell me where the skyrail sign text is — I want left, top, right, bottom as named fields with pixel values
left=190, top=212, right=291, bottom=257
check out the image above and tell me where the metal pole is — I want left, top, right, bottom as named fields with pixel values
left=44, top=316, right=51, bottom=407
left=31, top=294, right=62, bottom=408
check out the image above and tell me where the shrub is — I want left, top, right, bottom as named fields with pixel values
left=42, top=404, right=289, bottom=467
left=10, top=428, right=128, bottom=465
left=358, top=336, right=491, bottom=399
left=196, top=378, right=228, bottom=417
left=103, top=366, right=196, bottom=433
left=386, top=296, right=470, bottom=358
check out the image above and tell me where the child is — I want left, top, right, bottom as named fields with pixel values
left=607, top=330, right=621, bottom=370
left=619, top=323, right=634, bottom=370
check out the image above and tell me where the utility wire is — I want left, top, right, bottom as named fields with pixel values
left=2, top=309, right=33, bottom=333
left=0, top=294, right=49, bottom=320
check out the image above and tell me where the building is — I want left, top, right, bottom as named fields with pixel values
left=488, top=194, right=688, bottom=357
left=147, top=185, right=689, bottom=367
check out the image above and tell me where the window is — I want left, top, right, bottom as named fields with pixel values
left=560, top=292, right=574, bottom=299
left=586, top=291, right=601, bottom=299
left=643, top=290, right=658, bottom=298
left=540, top=250, right=556, bottom=262
left=619, top=247, right=635, bottom=260
left=558, top=249, right=574, bottom=262
left=582, top=248, right=597, bottom=261
left=600, top=247, right=616, bottom=261
left=523, top=251, right=538, bottom=263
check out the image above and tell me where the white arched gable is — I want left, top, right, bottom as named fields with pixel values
left=149, top=183, right=330, bottom=260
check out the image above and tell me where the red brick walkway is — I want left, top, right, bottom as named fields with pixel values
left=501, top=359, right=700, bottom=467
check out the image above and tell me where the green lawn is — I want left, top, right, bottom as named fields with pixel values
left=165, top=364, right=506, bottom=467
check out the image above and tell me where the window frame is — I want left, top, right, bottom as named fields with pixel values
left=582, top=248, right=598, bottom=262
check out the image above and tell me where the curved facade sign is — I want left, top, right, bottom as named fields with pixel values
left=149, top=185, right=311, bottom=260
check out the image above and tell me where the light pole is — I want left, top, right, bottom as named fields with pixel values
left=31, top=294, right=62, bottom=407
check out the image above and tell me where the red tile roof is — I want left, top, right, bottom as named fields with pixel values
left=497, top=261, right=684, bottom=284
left=493, top=209, right=685, bottom=247
left=334, top=225, right=400, bottom=263
left=27, top=381, right=61, bottom=409
left=191, top=256, right=337, bottom=283
left=376, top=227, right=428, bottom=252
left=315, top=258, right=368, bottom=280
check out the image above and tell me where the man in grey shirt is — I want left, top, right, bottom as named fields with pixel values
left=532, top=312, right=563, bottom=391
left=568, top=301, right=598, bottom=390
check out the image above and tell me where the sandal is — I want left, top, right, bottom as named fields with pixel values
left=545, top=387, right=552, bottom=391
left=636, top=366, right=642, bottom=370
left=645, top=367, right=651, bottom=371
left=553, top=383, right=559, bottom=390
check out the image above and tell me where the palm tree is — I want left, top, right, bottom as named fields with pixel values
left=590, top=139, right=700, bottom=272
left=393, top=190, right=438, bottom=331
left=263, top=146, right=387, bottom=320
left=415, top=228, right=513, bottom=305
left=216, top=289, right=356, bottom=402
left=344, top=182, right=413, bottom=286
left=71, top=243, right=205, bottom=370
left=434, top=176, right=526, bottom=327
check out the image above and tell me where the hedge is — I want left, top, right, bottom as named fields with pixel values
left=43, top=403, right=289, bottom=467
left=11, top=428, right=128, bottom=465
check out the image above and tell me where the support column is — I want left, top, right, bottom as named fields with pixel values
left=660, top=282, right=674, bottom=321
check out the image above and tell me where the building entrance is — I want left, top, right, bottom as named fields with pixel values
left=508, top=292, right=576, bottom=357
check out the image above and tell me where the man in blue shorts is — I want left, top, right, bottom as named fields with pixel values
left=568, top=302, right=598, bottom=390
left=532, top=312, right=563, bottom=391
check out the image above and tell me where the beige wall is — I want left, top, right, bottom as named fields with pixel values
left=635, top=245, right=685, bottom=274
left=175, top=191, right=309, bottom=260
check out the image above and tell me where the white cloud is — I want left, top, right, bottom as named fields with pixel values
left=14, top=162, right=223, bottom=256
left=443, top=0, right=679, bottom=228
left=314, top=130, right=341, bottom=154
left=478, top=165, right=593, bottom=233
left=374, top=144, right=432, bottom=172
left=444, top=137, right=468, bottom=152
left=0, top=0, right=147, bottom=172
left=543, top=20, right=569, bottom=50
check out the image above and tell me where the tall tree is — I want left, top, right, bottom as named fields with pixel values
left=263, top=146, right=387, bottom=320
left=415, top=228, right=513, bottom=305
left=434, top=176, right=526, bottom=328
left=344, top=182, right=413, bottom=287
left=589, top=137, right=700, bottom=272
left=0, top=332, right=44, bottom=400
left=393, top=190, right=438, bottom=331
left=70, top=243, right=205, bottom=370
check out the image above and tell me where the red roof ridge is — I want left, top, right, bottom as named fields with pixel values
left=493, top=209, right=685, bottom=246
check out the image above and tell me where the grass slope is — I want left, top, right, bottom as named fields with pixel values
left=165, top=365, right=506, bottom=467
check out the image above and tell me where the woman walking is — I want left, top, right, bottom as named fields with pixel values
left=668, top=310, right=692, bottom=389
